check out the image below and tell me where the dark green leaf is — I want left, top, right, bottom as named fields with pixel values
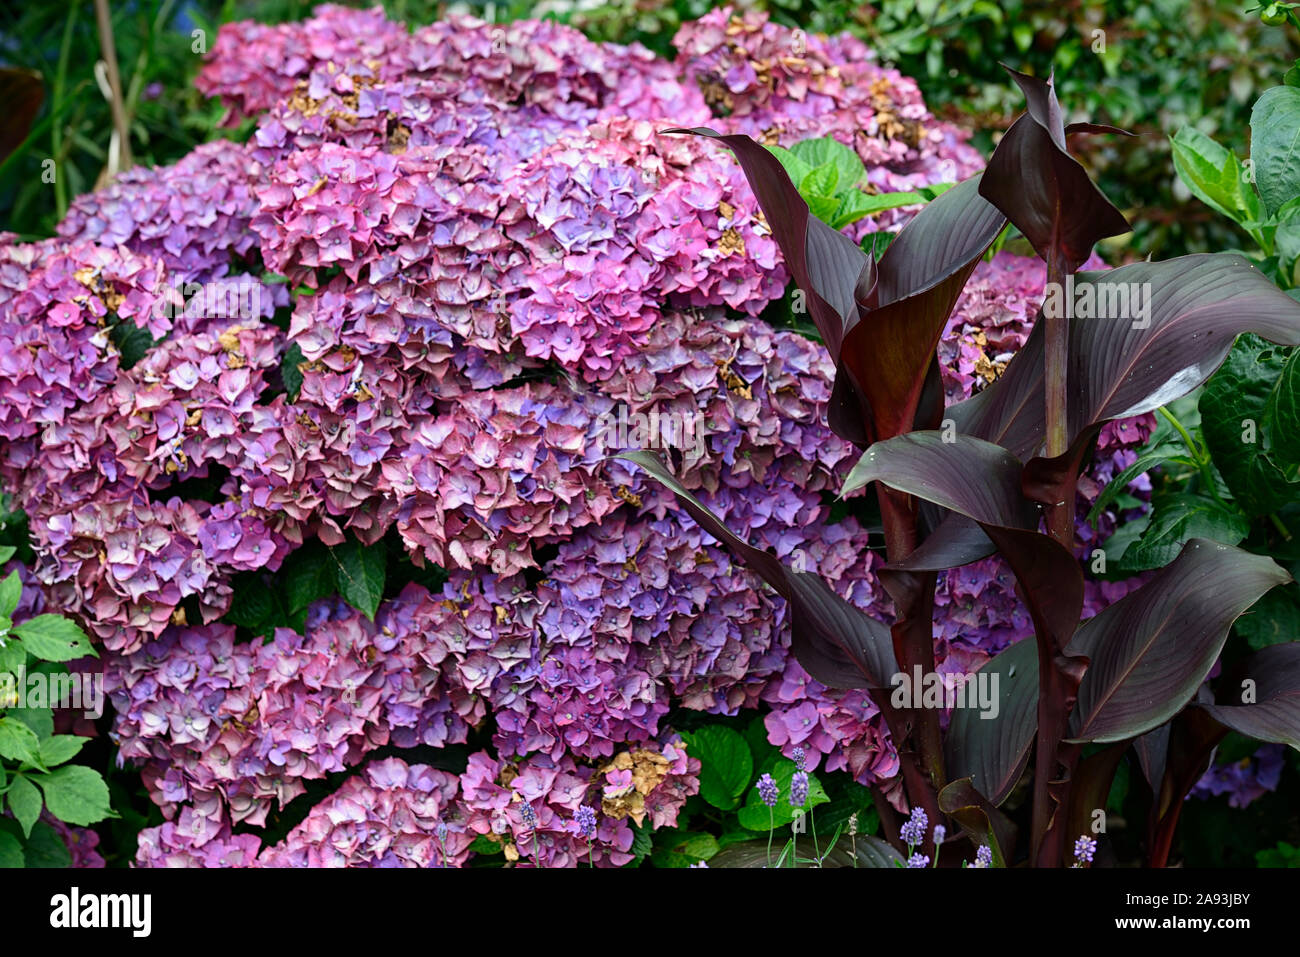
left=282, top=342, right=305, bottom=402
left=1251, top=85, right=1300, bottom=217
left=6, top=775, right=41, bottom=838
left=329, top=537, right=386, bottom=620
left=36, top=765, right=113, bottom=825
left=11, top=615, right=96, bottom=662
left=684, top=725, right=753, bottom=811
left=1116, top=493, right=1250, bottom=572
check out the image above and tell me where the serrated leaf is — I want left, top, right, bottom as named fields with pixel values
left=37, top=734, right=87, bottom=767
left=11, top=707, right=53, bottom=741
left=35, top=765, right=113, bottom=825
left=10, top=615, right=95, bottom=662
left=763, top=144, right=813, bottom=186
left=6, top=775, right=41, bottom=838
left=0, top=717, right=40, bottom=764
left=1266, top=347, right=1300, bottom=470
left=0, top=571, right=19, bottom=618
left=685, top=725, right=753, bottom=811
left=329, top=537, right=386, bottom=620
left=1236, top=584, right=1300, bottom=651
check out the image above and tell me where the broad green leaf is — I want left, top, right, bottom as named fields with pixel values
left=832, top=188, right=928, bottom=229
left=1235, top=584, right=1300, bottom=651
left=35, top=764, right=113, bottom=825
left=224, top=581, right=274, bottom=630
left=329, top=537, right=386, bottom=620
left=1251, top=85, right=1300, bottom=218
left=282, top=342, right=305, bottom=402
left=800, top=164, right=841, bottom=222
left=108, top=320, right=155, bottom=370
left=736, top=759, right=829, bottom=830
left=0, top=571, right=19, bottom=618
left=282, top=543, right=337, bottom=615
left=790, top=137, right=864, bottom=188
left=0, top=831, right=22, bottom=868
left=22, top=820, right=71, bottom=867
left=10, top=615, right=95, bottom=662
left=763, top=144, right=813, bottom=186
left=1202, top=334, right=1300, bottom=515
left=37, top=734, right=87, bottom=767
left=0, top=546, right=14, bottom=565
left=1117, top=493, right=1250, bottom=572
left=1171, top=126, right=1256, bottom=224
left=10, top=707, right=53, bottom=741
left=0, top=717, right=40, bottom=764
left=650, top=831, right=719, bottom=868
left=1266, top=347, right=1300, bottom=469
left=6, top=775, right=41, bottom=838
left=684, top=725, right=753, bottom=811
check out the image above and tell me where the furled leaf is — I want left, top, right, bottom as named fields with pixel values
left=1133, top=723, right=1171, bottom=792
left=685, top=725, right=754, bottom=811
left=329, top=537, right=386, bottom=621
left=619, top=451, right=896, bottom=689
left=1068, top=540, right=1290, bottom=743
left=10, top=615, right=96, bottom=662
left=35, top=765, right=113, bottom=826
left=979, top=66, right=1131, bottom=271
left=1199, top=642, right=1300, bottom=749
left=1251, top=85, right=1300, bottom=218
left=944, top=637, right=1038, bottom=806
left=838, top=175, right=1006, bottom=439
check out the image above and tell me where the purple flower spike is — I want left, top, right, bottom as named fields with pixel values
left=575, top=804, right=598, bottom=840
left=790, top=770, right=809, bottom=808
left=791, top=745, right=806, bottom=772
left=1074, top=835, right=1097, bottom=865
left=899, top=806, right=928, bottom=847
left=907, top=853, right=930, bottom=868
left=757, top=773, right=779, bottom=808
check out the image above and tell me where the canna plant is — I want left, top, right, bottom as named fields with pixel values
left=621, top=66, right=1300, bottom=867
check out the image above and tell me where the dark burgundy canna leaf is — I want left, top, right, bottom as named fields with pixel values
left=1133, top=722, right=1171, bottom=792
left=617, top=450, right=896, bottom=690
left=838, top=176, right=1006, bottom=440
left=668, top=128, right=1003, bottom=445
left=0, top=68, right=44, bottom=163
left=938, top=777, right=1018, bottom=866
left=1147, top=692, right=1226, bottom=866
left=944, top=636, right=1038, bottom=806
left=662, top=127, right=867, bottom=360
left=1064, top=741, right=1128, bottom=849
left=979, top=66, right=1131, bottom=272
left=948, top=254, right=1300, bottom=505
left=1067, top=540, right=1290, bottom=743
left=1199, top=642, right=1300, bottom=749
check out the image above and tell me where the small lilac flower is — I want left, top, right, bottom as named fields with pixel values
left=789, top=771, right=809, bottom=808
left=791, top=745, right=806, bottom=772
left=689, top=860, right=709, bottom=868
left=899, top=806, right=928, bottom=847
left=575, top=804, right=597, bottom=840
left=972, top=845, right=993, bottom=868
left=1074, top=834, right=1097, bottom=865
left=907, top=853, right=930, bottom=868
left=756, top=773, right=778, bottom=808
left=932, top=824, right=946, bottom=846
left=519, top=801, right=537, bottom=831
